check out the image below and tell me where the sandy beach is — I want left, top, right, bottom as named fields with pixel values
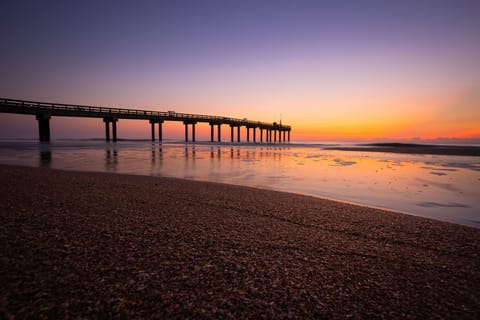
left=1, top=165, right=479, bottom=319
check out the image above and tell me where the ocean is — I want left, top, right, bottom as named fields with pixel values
left=1, top=139, right=479, bottom=228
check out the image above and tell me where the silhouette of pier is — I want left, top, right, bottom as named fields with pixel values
left=0, top=98, right=291, bottom=143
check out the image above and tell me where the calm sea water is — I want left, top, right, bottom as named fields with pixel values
left=1, top=139, right=479, bottom=228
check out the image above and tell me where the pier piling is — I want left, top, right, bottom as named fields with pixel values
left=103, top=117, right=118, bottom=142
left=36, top=114, right=51, bottom=142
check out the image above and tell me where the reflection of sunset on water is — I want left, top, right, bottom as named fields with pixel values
left=0, top=141, right=478, bottom=227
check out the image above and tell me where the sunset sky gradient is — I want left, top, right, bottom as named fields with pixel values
left=1, top=0, right=479, bottom=141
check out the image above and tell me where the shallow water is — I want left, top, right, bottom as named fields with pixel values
left=1, top=140, right=479, bottom=227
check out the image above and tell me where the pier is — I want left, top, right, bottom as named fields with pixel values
left=0, top=98, right=291, bottom=143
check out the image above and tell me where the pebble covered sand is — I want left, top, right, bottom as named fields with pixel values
left=1, top=164, right=479, bottom=319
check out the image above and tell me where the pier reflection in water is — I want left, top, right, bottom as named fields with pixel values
left=0, top=140, right=479, bottom=227
left=40, top=151, right=52, bottom=166
left=105, top=147, right=118, bottom=172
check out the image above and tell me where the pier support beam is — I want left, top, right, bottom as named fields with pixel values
left=103, top=117, right=118, bottom=142
left=283, top=130, right=286, bottom=143
left=112, top=120, right=117, bottom=142
left=105, top=120, right=110, bottom=141
left=150, top=120, right=155, bottom=141
left=288, top=130, right=291, bottom=142
left=36, top=114, right=51, bottom=142
left=247, top=127, right=250, bottom=142
left=184, top=121, right=197, bottom=142
left=230, top=125, right=234, bottom=142
left=260, top=129, right=263, bottom=142
left=253, top=127, right=256, bottom=142
left=274, top=130, right=277, bottom=143
left=237, top=126, right=241, bottom=142
left=158, top=121, right=163, bottom=142
left=150, top=120, right=163, bottom=142
left=209, top=123, right=222, bottom=142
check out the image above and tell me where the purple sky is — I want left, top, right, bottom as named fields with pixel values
left=1, top=0, right=479, bottom=140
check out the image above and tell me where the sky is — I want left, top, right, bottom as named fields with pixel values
left=1, top=0, right=479, bottom=141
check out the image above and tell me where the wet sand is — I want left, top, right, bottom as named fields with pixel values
left=1, top=164, right=479, bottom=319
left=323, top=143, right=480, bottom=156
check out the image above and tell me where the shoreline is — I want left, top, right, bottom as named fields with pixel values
left=2, top=140, right=479, bottom=229
left=2, top=162, right=476, bottom=228
left=2, top=139, right=480, bottom=157
left=1, top=165, right=479, bottom=318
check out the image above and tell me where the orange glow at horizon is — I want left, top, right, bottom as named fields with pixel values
left=292, top=122, right=480, bottom=141
left=282, top=88, right=480, bottom=141
left=0, top=84, right=479, bottom=142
